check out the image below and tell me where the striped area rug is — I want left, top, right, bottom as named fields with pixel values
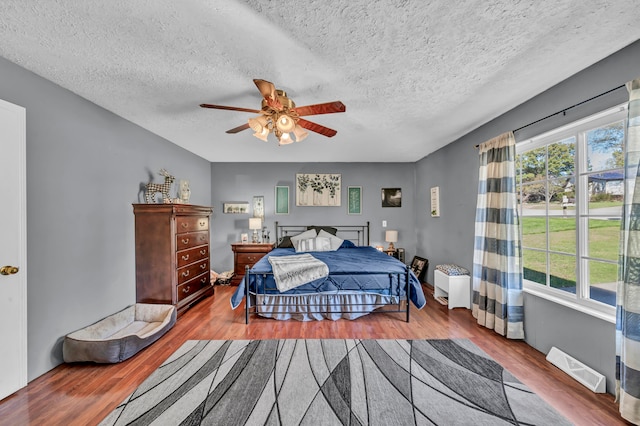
left=100, top=339, right=570, bottom=425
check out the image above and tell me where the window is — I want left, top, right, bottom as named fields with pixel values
left=516, top=104, right=626, bottom=317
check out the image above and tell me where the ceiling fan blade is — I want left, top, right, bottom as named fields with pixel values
left=253, top=79, right=283, bottom=110
left=200, top=104, right=261, bottom=114
left=293, top=101, right=346, bottom=117
left=226, top=123, right=251, bottom=134
left=253, top=79, right=276, bottom=98
left=297, top=118, right=338, bottom=138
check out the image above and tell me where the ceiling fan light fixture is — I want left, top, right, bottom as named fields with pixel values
left=293, top=125, right=308, bottom=142
left=278, top=132, right=294, bottom=145
left=248, top=115, right=268, bottom=133
left=201, top=79, right=344, bottom=145
left=253, top=130, right=269, bottom=142
left=276, top=114, right=296, bottom=133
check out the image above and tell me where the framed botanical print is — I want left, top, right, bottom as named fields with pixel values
left=253, top=195, right=264, bottom=220
left=347, top=186, right=362, bottom=215
left=296, top=173, right=341, bottom=206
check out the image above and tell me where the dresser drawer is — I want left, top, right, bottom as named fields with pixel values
left=176, top=216, right=209, bottom=233
left=177, top=273, right=210, bottom=301
left=236, top=252, right=265, bottom=265
left=176, top=231, right=209, bottom=251
left=177, top=245, right=209, bottom=268
left=177, top=259, right=209, bottom=285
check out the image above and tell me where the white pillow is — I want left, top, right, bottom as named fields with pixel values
left=314, top=236, right=332, bottom=251
left=318, top=230, right=344, bottom=251
left=290, top=229, right=317, bottom=252
left=294, top=236, right=332, bottom=252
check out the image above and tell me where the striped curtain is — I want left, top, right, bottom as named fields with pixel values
left=616, top=78, right=640, bottom=423
left=472, top=131, right=524, bottom=339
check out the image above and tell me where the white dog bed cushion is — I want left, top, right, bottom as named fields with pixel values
left=63, top=303, right=176, bottom=363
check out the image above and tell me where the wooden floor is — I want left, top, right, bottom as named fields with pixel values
left=0, top=284, right=630, bottom=426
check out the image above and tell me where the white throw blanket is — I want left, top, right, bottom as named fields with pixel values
left=268, top=254, right=329, bottom=292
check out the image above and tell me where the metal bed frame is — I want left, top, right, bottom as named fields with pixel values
left=243, top=221, right=411, bottom=324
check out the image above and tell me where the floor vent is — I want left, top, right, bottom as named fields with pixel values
left=546, top=346, right=606, bottom=393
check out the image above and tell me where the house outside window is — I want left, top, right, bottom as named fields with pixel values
left=516, top=104, right=627, bottom=318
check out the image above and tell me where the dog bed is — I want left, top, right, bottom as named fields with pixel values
left=63, top=303, right=176, bottom=363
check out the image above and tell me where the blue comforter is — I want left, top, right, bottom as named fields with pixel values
left=230, top=246, right=426, bottom=309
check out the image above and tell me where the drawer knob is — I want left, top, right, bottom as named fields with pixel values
left=200, top=277, right=207, bottom=283
left=199, top=221, right=206, bottom=226
left=200, top=249, right=206, bottom=255
left=200, top=264, right=206, bottom=270
left=182, top=254, right=190, bottom=261
left=182, top=286, right=190, bottom=293
left=181, top=223, right=188, bottom=228
left=199, top=235, right=206, bottom=241
left=182, top=270, right=190, bottom=278
left=182, top=238, right=189, bottom=244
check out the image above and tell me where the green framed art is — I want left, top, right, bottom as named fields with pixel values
left=347, top=186, right=362, bottom=215
left=275, top=186, right=289, bottom=215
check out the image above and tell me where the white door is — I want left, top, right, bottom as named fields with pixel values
left=0, top=98, right=27, bottom=400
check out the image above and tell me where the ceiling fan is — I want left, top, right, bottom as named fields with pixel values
left=200, top=79, right=346, bottom=145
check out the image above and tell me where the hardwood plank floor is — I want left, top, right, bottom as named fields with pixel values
left=0, top=284, right=631, bottom=426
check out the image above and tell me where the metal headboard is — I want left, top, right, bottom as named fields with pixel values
left=275, top=221, right=370, bottom=246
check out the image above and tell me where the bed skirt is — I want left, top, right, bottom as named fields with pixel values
left=248, top=291, right=402, bottom=321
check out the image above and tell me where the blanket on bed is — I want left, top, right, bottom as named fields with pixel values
left=268, top=253, right=329, bottom=292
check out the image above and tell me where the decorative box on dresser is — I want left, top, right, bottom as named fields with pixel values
left=231, top=242, right=274, bottom=286
left=133, top=204, right=214, bottom=316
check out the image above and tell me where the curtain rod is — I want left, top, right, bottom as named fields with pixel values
left=474, top=83, right=626, bottom=148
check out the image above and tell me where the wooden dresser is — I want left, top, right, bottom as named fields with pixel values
left=133, top=204, right=214, bottom=316
left=231, top=242, right=274, bottom=286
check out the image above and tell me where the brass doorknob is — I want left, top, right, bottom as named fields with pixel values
left=0, top=265, right=19, bottom=275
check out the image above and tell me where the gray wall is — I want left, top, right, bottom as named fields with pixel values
left=416, top=39, right=640, bottom=393
left=0, top=56, right=212, bottom=380
left=209, top=163, right=417, bottom=272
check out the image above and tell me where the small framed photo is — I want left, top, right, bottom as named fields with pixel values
left=275, top=186, right=289, bottom=215
left=347, top=186, right=362, bottom=215
left=410, top=256, right=429, bottom=282
left=241, top=233, right=249, bottom=244
left=253, top=195, right=264, bottom=220
left=382, top=188, right=401, bottom=207
left=223, top=202, right=249, bottom=214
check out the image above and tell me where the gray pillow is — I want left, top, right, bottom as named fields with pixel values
left=307, top=225, right=338, bottom=235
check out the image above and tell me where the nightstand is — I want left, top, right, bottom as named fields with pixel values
left=384, top=248, right=405, bottom=263
left=231, top=242, right=274, bottom=286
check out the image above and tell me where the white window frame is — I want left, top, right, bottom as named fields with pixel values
left=516, top=103, right=627, bottom=323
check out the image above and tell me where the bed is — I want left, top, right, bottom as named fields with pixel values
left=230, top=222, right=426, bottom=323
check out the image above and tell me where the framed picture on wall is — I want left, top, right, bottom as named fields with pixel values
left=253, top=195, right=264, bottom=220
left=381, top=188, right=401, bottom=207
left=275, top=186, right=289, bottom=215
left=296, top=173, right=341, bottom=206
left=347, top=186, right=362, bottom=215
left=223, top=202, right=249, bottom=214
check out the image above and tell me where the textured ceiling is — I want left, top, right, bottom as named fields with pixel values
left=1, top=1, right=639, bottom=162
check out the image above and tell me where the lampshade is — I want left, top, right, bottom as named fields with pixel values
left=278, top=132, right=293, bottom=145
left=249, top=217, right=262, bottom=230
left=276, top=114, right=296, bottom=133
left=253, top=129, right=269, bottom=142
left=248, top=115, right=269, bottom=132
left=293, top=124, right=308, bottom=142
left=385, top=230, right=398, bottom=243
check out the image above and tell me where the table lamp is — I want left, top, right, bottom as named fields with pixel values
left=249, top=217, right=262, bottom=243
left=385, top=230, right=398, bottom=251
